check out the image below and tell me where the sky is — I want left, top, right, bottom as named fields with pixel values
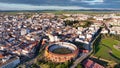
left=0, top=0, right=120, bottom=10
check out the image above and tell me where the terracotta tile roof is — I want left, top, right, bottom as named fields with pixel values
left=0, top=54, right=4, bottom=59
left=83, top=59, right=104, bottom=68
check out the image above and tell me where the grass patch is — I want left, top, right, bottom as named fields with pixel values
left=93, top=37, right=120, bottom=63
left=52, top=48, right=72, bottom=54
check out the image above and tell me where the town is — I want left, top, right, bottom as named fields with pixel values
left=0, top=12, right=120, bottom=68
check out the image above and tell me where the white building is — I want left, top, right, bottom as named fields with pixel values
left=109, top=27, right=120, bottom=34
left=101, top=28, right=108, bottom=34
left=47, top=34, right=60, bottom=42
left=21, top=29, right=27, bottom=35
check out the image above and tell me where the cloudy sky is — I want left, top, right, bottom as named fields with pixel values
left=0, top=0, right=120, bottom=10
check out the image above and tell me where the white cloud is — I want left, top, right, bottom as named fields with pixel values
left=71, top=0, right=104, bottom=5
left=0, top=2, right=90, bottom=10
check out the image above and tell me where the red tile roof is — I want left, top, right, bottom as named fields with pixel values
left=82, top=59, right=104, bottom=68
left=0, top=54, right=4, bottom=59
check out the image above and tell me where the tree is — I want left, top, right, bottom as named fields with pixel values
left=60, top=63, right=66, bottom=68
left=30, top=64, right=39, bottom=68
left=76, top=64, right=82, bottom=68
left=56, top=64, right=61, bottom=68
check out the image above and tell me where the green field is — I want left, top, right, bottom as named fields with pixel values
left=0, top=10, right=116, bottom=15
left=93, top=37, right=120, bottom=63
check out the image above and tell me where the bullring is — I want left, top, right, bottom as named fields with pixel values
left=45, top=42, right=79, bottom=63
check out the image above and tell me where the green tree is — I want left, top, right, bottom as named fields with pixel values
left=30, top=64, right=39, bottom=68
left=76, top=64, right=82, bottom=68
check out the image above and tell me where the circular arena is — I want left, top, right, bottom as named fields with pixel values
left=45, top=42, right=79, bottom=63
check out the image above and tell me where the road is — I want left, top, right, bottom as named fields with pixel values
left=70, top=28, right=102, bottom=68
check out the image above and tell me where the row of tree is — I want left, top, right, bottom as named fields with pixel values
left=101, top=34, right=120, bottom=41
left=64, top=20, right=93, bottom=28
